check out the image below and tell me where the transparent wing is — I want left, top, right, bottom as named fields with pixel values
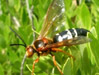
left=43, top=36, right=91, bottom=50
left=64, top=36, right=91, bottom=46
left=38, top=0, right=66, bottom=39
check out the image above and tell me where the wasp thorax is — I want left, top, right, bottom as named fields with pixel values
left=26, top=46, right=34, bottom=57
left=34, top=40, right=45, bottom=49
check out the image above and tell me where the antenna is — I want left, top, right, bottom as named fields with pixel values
left=10, top=27, right=27, bottom=47
left=10, top=44, right=26, bottom=47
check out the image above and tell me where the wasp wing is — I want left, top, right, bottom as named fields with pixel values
left=43, top=36, right=91, bottom=50
left=38, top=0, right=66, bottom=39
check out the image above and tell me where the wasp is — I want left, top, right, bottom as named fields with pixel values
left=10, top=0, right=91, bottom=75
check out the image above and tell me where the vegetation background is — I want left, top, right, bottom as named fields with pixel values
left=0, top=0, right=99, bottom=75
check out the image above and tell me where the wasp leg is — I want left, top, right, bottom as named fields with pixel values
left=51, top=55, right=63, bottom=75
left=32, top=58, right=39, bottom=75
left=51, top=48, right=75, bottom=60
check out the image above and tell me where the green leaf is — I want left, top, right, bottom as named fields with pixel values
left=82, top=48, right=91, bottom=75
left=8, top=0, right=14, bottom=7
left=64, top=0, right=72, bottom=10
left=5, top=14, right=11, bottom=26
left=21, top=8, right=29, bottom=26
left=95, top=21, right=99, bottom=40
left=0, top=35, right=6, bottom=48
left=63, top=58, right=72, bottom=75
left=0, top=64, right=4, bottom=75
left=8, top=49, right=18, bottom=63
left=80, top=3, right=91, bottom=29
left=92, top=0, right=99, bottom=7
left=89, top=33, right=99, bottom=68
left=14, top=0, right=20, bottom=12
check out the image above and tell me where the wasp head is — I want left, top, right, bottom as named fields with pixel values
left=26, top=46, right=35, bottom=57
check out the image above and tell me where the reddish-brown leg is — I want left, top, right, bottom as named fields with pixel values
left=32, top=58, right=39, bottom=75
left=51, top=48, right=75, bottom=60
left=51, top=55, right=63, bottom=75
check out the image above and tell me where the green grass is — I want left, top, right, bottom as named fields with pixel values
left=0, top=0, right=99, bottom=75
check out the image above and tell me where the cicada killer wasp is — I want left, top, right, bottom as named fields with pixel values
left=10, top=0, right=91, bottom=75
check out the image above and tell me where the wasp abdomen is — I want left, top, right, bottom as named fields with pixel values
left=53, top=28, right=89, bottom=43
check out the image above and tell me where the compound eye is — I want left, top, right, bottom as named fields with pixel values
left=26, top=47, right=33, bottom=57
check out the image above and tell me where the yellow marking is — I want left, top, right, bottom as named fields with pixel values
left=32, top=44, right=37, bottom=50
left=39, top=51, right=42, bottom=54
left=26, top=52, right=28, bottom=57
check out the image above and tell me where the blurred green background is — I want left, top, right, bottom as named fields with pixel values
left=0, top=0, right=99, bottom=75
